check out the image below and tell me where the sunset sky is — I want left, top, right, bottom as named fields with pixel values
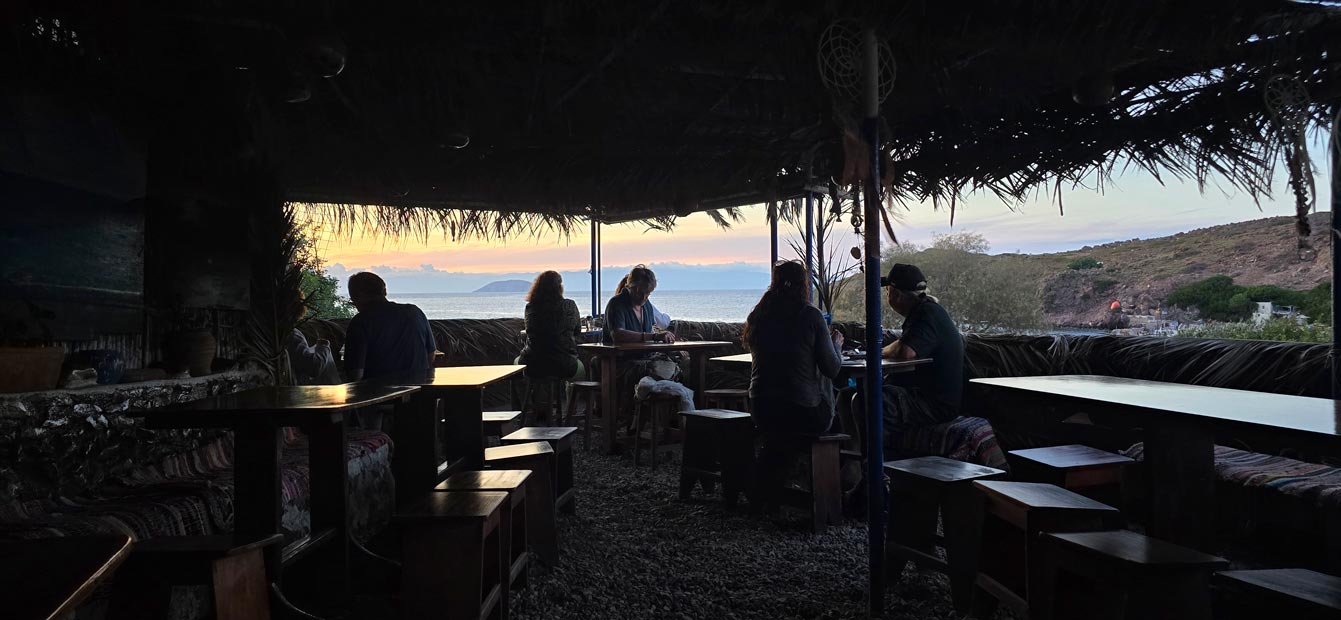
left=306, top=147, right=1332, bottom=293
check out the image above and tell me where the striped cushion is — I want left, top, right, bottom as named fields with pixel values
left=0, top=429, right=396, bottom=542
left=1122, top=443, right=1341, bottom=509
left=891, top=416, right=1009, bottom=470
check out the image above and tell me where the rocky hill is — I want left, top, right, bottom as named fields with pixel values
left=1029, top=212, right=1332, bottom=326
left=474, top=279, right=532, bottom=293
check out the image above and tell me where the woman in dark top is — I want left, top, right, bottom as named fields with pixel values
left=742, top=260, right=844, bottom=510
left=518, top=271, right=584, bottom=380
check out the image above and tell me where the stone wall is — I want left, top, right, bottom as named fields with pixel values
left=0, top=370, right=265, bottom=501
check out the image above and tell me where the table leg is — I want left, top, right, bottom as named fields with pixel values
left=232, top=424, right=283, bottom=579
left=600, top=354, right=618, bottom=454
left=692, top=352, right=707, bottom=409
left=1143, top=424, right=1216, bottom=551
left=307, top=416, right=350, bottom=588
left=393, top=394, right=438, bottom=506
left=442, top=386, right=486, bottom=472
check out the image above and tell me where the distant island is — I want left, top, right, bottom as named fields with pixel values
left=474, top=279, right=532, bottom=293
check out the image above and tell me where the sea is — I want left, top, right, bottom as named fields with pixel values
left=391, top=289, right=766, bottom=322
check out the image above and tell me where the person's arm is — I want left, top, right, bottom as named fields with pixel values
left=285, top=329, right=327, bottom=376
left=611, top=328, right=669, bottom=343
left=881, top=339, right=917, bottom=360
left=812, top=309, right=843, bottom=379
left=652, top=306, right=671, bottom=330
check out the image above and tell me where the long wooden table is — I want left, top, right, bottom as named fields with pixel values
left=578, top=341, right=734, bottom=453
left=135, top=384, right=418, bottom=582
left=709, top=352, right=931, bottom=382
left=971, top=375, right=1341, bottom=550
left=2, top=535, right=133, bottom=620
left=378, top=365, right=525, bottom=504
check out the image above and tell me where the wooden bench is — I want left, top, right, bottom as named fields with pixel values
left=703, top=388, right=750, bottom=412
left=108, top=534, right=285, bottom=620
left=679, top=409, right=754, bottom=505
left=1008, top=444, right=1134, bottom=508
left=563, top=380, right=602, bottom=450
left=396, top=491, right=507, bottom=620
left=501, top=427, right=578, bottom=514
left=437, top=470, right=533, bottom=619
left=481, top=411, right=522, bottom=445
left=971, top=480, right=1123, bottom=618
left=485, top=441, right=558, bottom=565
left=1215, top=568, right=1341, bottom=620
left=1036, top=530, right=1227, bottom=620
left=883, top=456, right=1007, bottom=613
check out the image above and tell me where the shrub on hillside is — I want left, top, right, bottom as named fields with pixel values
left=1067, top=256, right=1103, bottom=270
left=1166, top=275, right=1330, bottom=323
left=1180, top=318, right=1332, bottom=343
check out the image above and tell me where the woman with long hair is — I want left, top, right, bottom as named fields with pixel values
left=743, top=260, right=844, bottom=510
left=603, top=264, right=674, bottom=344
left=517, top=270, right=583, bottom=380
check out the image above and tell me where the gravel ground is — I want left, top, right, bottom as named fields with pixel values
left=508, top=441, right=997, bottom=620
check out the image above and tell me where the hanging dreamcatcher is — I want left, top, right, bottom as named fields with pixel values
left=817, top=19, right=899, bottom=247
left=1263, top=74, right=1316, bottom=259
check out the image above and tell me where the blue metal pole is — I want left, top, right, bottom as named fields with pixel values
left=861, top=28, right=887, bottom=619
left=590, top=218, right=599, bottom=317
left=806, top=191, right=816, bottom=301
left=770, top=207, right=779, bottom=265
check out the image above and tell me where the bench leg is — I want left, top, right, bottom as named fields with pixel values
left=810, top=440, right=842, bottom=533
left=943, top=482, right=989, bottom=614
left=402, top=524, right=483, bottom=620
left=679, top=417, right=702, bottom=500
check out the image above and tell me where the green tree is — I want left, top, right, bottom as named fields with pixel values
left=833, top=231, right=1046, bottom=332
left=295, top=231, right=355, bottom=319
left=1167, top=276, right=1329, bottom=323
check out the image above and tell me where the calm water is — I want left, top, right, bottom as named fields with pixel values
left=392, top=289, right=766, bottom=322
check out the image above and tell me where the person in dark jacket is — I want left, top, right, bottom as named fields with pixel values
left=518, top=271, right=584, bottom=380
left=879, top=263, right=964, bottom=437
left=743, top=260, right=844, bottom=510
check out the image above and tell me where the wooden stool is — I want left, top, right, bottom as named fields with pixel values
left=482, top=411, right=522, bottom=445
left=564, top=380, right=601, bottom=450
left=437, top=470, right=533, bottom=618
left=1215, top=568, right=1341, bottom=620
left=1036, top=530, right=1227, bottom=620
left=883, top=456, right=1007, bottom=613
left=485, top=442, right=558, bottom=565
left=630, top=393, right=682, bottom=468
left=520, top=376, right=565, bottom=425
left=501, top=427, right=578, bottom=514
left=1008, top=444, right=1133, bottom=507
left=971, top=480, right=1122, bottom=618
left=679, top=409, right=754, bottom=505
left=766, top=432, right=850, bottom=533
left=703, top=388, right=751, bottom=412
left=108, top=534, right=284, bottom=620
left=397, top=491, right=507, bottom=620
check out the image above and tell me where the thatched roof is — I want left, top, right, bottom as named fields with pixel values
left=7, top=1, right=1341, bottom=237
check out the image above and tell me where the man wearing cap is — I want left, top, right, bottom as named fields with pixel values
left=880, top=263, right=964, bottom=433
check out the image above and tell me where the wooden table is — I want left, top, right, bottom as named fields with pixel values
left=377, top=365, right=526, bottom=504
left=709, top=352, right=931, bottom=382
left=135, top=384, right=418, bottom=579
left=578, top=341, right=734, bottom=453
left=970, top=375, right=1341, bottom=550
left=1, top=535, right=133, bottom=620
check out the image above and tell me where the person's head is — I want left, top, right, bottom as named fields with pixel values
left=882, top=263, right=930, bottom=316
left=743, top=260, right=810, bottom=349
left=527, top=270, right=564, bottom=303
left=620, top=265, right=657, bottom=305
left=347, top=272, right=388, bottom=312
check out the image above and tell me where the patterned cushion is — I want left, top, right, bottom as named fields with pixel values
left=0, top=429, right=396, bottom=542
left=1123, top=443, right=1341, bottom=510
left=890, top=416, right=1009, bottom=470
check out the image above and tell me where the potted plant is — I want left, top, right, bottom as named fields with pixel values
left=0, top=301, right=64, bottom=393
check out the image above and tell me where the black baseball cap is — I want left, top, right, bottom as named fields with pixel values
left=881, top=263, right=927, bottom=292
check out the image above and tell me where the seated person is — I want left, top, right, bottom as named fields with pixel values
left=285, top=293, right=340, bottom=385
left=743, top=260, right=844, bottom=510
left=879, top=263, right=963, bottom=442
left=517, top=270, right=585, bottom=381
left=603, top=265, right=675, bottom=345
left=344, top=271, right=437, bottom=383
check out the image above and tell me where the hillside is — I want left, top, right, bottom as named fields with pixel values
left=1030, top=212, right=1332, bottom=326
left=474, top=279, right=532, bottom=293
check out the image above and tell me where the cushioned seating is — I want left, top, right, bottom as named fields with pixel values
left=1123, top=443, right=1341, bottom=509
left=890, top=416, right=1009, bottom=471
left=0, top=429, right=396, bottom=543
